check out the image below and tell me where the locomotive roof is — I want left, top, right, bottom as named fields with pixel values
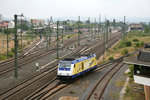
left=60, top=54, right=96, bottom=64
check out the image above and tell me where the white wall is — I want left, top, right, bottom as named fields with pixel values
left=134, top=75, right=150, bottom=86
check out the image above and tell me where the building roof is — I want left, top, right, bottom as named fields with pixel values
left=130, top=24, right=142, bottom=29
left=124, top=45, right=150, bottom=67
left=138, top=51, right=150, bottom=62
left=0, top=21, right=8, bottom=28
left=124, top=56, right=150, bottom=67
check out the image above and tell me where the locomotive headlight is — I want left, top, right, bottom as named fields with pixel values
left=58, top=72, right=62, bottom=75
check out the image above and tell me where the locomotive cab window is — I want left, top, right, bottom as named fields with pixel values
left=58, top=62, right=71, bottom=68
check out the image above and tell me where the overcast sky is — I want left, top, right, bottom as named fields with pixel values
left=0, top=0, right=150, bottom=21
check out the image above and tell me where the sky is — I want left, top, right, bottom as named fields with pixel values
left=0, top=0, right=150, bottom=22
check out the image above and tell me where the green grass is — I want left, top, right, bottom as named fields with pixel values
left=64, top=33, right=78, bottom=40
left=99, top=31, right=150, bottom=63
left=114, top=32, right=150, bottom=52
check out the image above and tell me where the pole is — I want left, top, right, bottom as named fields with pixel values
left=88, top=17, right=90, bottom=32
left=14, top=14, right=18, bottom=78
left=56, top=21, right=59, bottom=59
left=99, top=14, right=101, bottom=36
left=106, top=20, right=109, bottom=50
left=48, top=18, right=50, bottom=45
left=62, top=29, right=63, bottom=50
left=49, top=16, right=53, bottom=45
left=21, top=16, right=23, bottom=50
left=94, top=18, right=96, bottom=39
left=103, top=21, right=106, bottom=61
left=124, top=16, right=126, bottom=35
left=124, top=16, right=126, bottom=24
left=78, top=16, right=80, bottom=46
left=46, top=29, right=48, bottom=51
left=7, top=25, right=9, bottom=59
left=2, top=29, right=4, bottom=53
left=103, top=31, right=105, bottom=61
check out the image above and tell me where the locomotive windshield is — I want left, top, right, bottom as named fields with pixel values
left=58, top=62, right=71, bottom=68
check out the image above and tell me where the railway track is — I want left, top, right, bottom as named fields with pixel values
left=0, top=46, right=86, bottom=100
left=86, top=60, right=124, bottom=100
left=0, top=32, right=122, bottom=100
left=0, top=66, right=57, bottom=99
left=24, top=55, right=125, bottom=100
left=0, top=39, right=103, bottom=99
left=0, top=33, right=88, bottom=67
left=0, top=35, right=89, bottom=75
left=0, top=38, right=41, bottom=66
left=25, top=80, right=70, bottom=100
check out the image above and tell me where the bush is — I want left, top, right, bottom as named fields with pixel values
left=69, top=91, right=76, bottom=94
left=27, top=41, right=30, bottom=45
left=117, top=40, right=132, bottom=49
left=124, top=41, right=132, bottom=46
left=8, top=52, right=14, bottom=57
left=122, top=49, right=128, bottom=55
left=109, top=56, right=114, bottom=60
left=11, top=48, right=15, bottom=53
left=114, top=47, right=116, bottom=50
left=67, top=36, right=70, bottom=39
left=135, top=42, right=140, bottom=47
left=132, top=38, right=139, bottom=42
left=128, top=65, right=134, bottom=78
left=0, top=55, right=7, bottom=60
left=126, top=86, right=131, bottom=94
left=140, top=41, right=144, bottom=47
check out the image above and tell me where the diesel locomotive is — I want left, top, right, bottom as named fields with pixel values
left=57, top=54, right=97, bottom=80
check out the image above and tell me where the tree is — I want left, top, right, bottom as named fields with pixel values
left=144, top=26, right=150, bottom=33
left=85, top=20, right=90, bottom=28
left=62, top=21, right=67, bottom=25
left=4, top=28, right=15, bottom=34
left=18, top=23, right=29, bottom=31
left=113, top=19, right=116, bottom=26
left=0, top=27, right=2, bottom=32
left=39, top=22, right=43, bottom=27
